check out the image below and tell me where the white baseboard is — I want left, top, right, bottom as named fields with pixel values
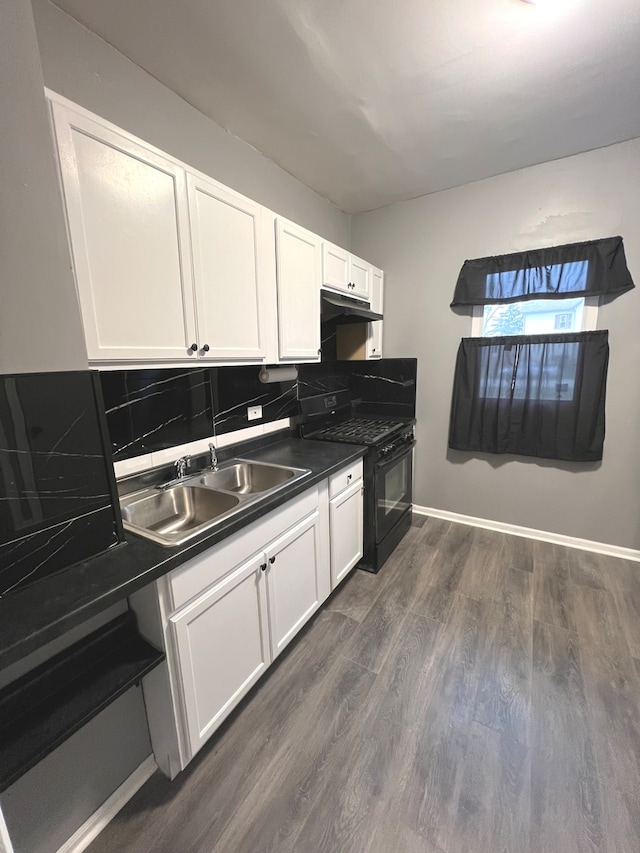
left=413, top=505, right=640, bottom=563
left=56, top=755, right=157, bottom=853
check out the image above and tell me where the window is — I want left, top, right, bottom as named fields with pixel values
left=448, top=236, right=635, bottom=462
left=448, top=332, right=610, bottom=461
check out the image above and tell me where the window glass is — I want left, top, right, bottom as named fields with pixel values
left=481, top=297, right=585, bottom=337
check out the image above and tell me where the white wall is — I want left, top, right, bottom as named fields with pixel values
left=32, top=0, right=350, bottom=247
left=0, top=0, right=86, bottom=374
left=351, top=139, right=640, bottom=550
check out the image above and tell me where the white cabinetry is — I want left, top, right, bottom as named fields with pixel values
left=130, top=484, right=331, bottom=773
left=275, top=218, right=321, bottom=361
left=328, top=460, right=364, bottom=588
left=367, top=266, right=384, bottom=359
left=51, top=98, right=269, bottom=364
left=170, top=553, right=270, bottom=757
left=265, top=511, right=323, bottom=658
left=51, top=101, right=196, bottom=362
left=186, top=173, right=267, bottom=361
left=322, top=241, right=371, bottom=302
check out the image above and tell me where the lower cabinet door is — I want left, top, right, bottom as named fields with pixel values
left=265, top=511, right=322, bottom=658
left=170, top=554, right=271, bottom=759
left=330, top=479, right=364, bottom=588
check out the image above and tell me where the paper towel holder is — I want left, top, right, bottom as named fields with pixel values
left=258, top=366, right=298, bottom=384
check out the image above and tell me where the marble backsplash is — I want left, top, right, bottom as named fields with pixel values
left=297, top=359, right=417, bottom=419
left=102, top=359, right=417, bottom=464
left=0, top=372, right=123, bottom=597
left=101, top=366, right=299, bottom=462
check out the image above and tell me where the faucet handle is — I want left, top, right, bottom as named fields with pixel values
left=208, top=442, right=218, bottom=470
left=175, top=455, right=191, bottom=478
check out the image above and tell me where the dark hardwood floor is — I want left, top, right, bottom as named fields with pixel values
left=88, top=518, right=640, bottom=853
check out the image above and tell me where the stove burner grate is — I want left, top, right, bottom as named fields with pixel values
left=311, top=417, right=404, bottom=445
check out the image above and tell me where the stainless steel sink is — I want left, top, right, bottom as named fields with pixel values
left=119, top=458, right=311, bottom=546
left=199, top=460, right=298, bottom=494
left=121, top=485, right=240, bottom=546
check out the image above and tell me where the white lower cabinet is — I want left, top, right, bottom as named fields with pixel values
left=170, top=553, right=271, bottom=758
left=130, top=484, right=330, bottom=773
left=265, top=510, right=323, bottom=658
left=329, top=479, right=364, bottom=588
left=328, top=460, right=364, bottom=588
left=130, top=471, right=362, bottom=777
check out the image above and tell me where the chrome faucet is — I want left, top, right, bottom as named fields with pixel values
left=175, top=455, right=191, bottom=479
left=209, top=443, right=219, bottom=471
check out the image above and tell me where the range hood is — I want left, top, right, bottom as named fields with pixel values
left=321, top=290, right=383, bottom=324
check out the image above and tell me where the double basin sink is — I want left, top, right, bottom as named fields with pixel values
left=120, top=459, right=311, bottom=547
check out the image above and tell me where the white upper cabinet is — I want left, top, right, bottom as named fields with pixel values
left=349, top=254, right=371, bottom=301
left=275, top=218, right=321, bottom=362
left=322, top=242, right=350, bottom=292
left=322, top=242, right=371, bottom=302
left=51, top=101, right=197, bottom=362
left=51, top=98, right=269, bottom=364
left=50, top=94, right=382, bottom=367
left=186, top=173, right=267, bottom=361
left=367, top=266, right=384, bottom=359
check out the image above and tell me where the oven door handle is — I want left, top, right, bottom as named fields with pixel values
left=375, top=440, right=416, bottom=470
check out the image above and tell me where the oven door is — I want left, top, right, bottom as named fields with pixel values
left=374, top=441, right=414, bottom=543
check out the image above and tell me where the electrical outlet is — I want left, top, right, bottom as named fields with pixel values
left=247, top=405, right=262, bottom=421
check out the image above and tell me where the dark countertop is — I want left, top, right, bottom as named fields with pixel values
left=0, top=438, right=365, bottom=671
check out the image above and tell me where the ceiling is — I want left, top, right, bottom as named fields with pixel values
left=50, top=0, right=640, bottom=214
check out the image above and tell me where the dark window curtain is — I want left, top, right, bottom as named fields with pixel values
left=451, top=236, right=634, bottom=306
left=448, top=331, right=609, bottom=461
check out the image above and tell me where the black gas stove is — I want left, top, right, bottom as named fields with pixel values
left=299, top=390, right=415, bottom=573
left=308, top=416, right=405, bottom=446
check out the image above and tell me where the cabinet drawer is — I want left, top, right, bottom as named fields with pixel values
left=329, top=459, right=363, bottom=499
left=168, top=486, right=319, bottom=611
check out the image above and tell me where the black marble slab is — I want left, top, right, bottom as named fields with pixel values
left=0, top=437, right=365, bottom=671
left=101, top=365, right=300, bottom=460
left=101, top=368, right=214, bottom=461
left=213, top=365, right=298, bottom=434
left=0, top=372, right=123, bottom=597
left=297, top=358, right=418, bottom=419
left=0, top=611, right=164, bottom=792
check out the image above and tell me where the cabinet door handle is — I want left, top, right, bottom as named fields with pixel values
left=347, top=474, right=352, bottom=481
left=269, top=556, right=276, bottom=564
left=201, top=344, right=210, bottom=352
left=260, top=563, right=267, bottom=572
left=189, top=343, right=198, bottom=352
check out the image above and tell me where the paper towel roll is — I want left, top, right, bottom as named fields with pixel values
left=258, top=366, right=298, bottom=384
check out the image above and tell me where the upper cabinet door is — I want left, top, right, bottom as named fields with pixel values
left=51, top=102, right=196, bottom=362
left=322, top=243, right=371, bottom=301
left=349, top=254, right=371, bottom=301
left=275, top=219, right=321, bottom=361
left=187, top=174, right=266, bottom=361
left=367, top=266, right=384, bottom=359
left=322, top=242, right=350, bottom=294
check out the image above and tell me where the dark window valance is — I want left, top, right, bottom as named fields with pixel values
left=448, top=331, right=609, bottom=462
left=451, top=236, right=634, bottom=307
